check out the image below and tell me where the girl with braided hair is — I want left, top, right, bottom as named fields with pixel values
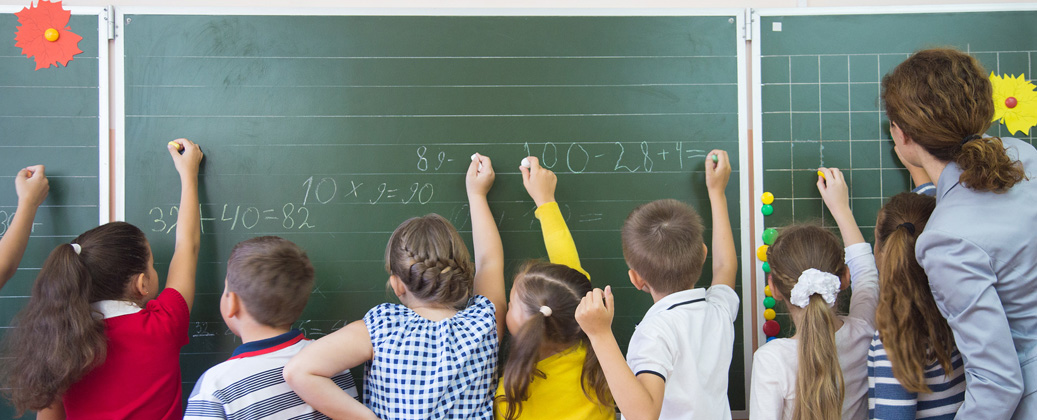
left=286, top=153, right=506, bottom=420
left=493, top=156, right=614, bottom=420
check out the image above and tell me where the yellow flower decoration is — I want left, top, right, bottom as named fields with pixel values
left=990, top=72, right=1037, bottom=135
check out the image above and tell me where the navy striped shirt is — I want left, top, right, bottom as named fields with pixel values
left=867, top=331, right=964, bottom=419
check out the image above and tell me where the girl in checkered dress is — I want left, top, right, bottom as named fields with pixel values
left=286, top=153, right=506, bottom=419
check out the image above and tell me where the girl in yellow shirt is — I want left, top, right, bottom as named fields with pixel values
left=494, top=156, right=615, bottom=420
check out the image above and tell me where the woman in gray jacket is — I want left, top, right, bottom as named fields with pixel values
left=881, top=48, right=1037, bottom=420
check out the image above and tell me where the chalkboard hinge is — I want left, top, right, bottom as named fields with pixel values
left=104, top=6, right=115, bottom=40
left=743, top=9, right=753, bottom=41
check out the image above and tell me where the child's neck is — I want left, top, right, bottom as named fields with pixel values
left=400, top=294, right=458, bottom=321
left=238, top=323, right=293, bottom=344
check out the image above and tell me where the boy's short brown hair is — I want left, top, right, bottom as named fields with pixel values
left=621, top=199, right=706, bottom=295
left=226, top=236, right=315, bottom=328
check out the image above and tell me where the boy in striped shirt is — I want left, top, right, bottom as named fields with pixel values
left=185, top=236, right=357, bottom=419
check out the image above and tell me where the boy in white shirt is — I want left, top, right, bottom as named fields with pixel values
left=576, top=150, right=739, bottom=420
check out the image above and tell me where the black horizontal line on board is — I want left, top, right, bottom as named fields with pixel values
left=134, top=55, right=738, bottom=60
left=132, top=83, right=740, bottom=88
left=127, top=113, right=737, bottom=118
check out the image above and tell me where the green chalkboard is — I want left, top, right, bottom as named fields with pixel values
left=754, top=8, right=1037, bottom=339
left=0, top=8, right=105, bottom=419
left=119, top=12, right=749, bottom=412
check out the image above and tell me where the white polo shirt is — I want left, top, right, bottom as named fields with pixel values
left=623, top=285, right=740, bottom=420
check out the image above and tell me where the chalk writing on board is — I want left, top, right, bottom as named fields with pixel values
left=148, top=203, right=316, bottom=234
left=519, top=141, right=708, bottom=173
left=0, top=210, right=43, bottom=236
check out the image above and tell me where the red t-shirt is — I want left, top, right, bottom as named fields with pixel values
left=63, top=288, right=190, bottom=420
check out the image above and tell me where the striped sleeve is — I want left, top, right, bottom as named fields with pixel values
left=184, top=372, right=228, bottom=419
left=868, top=331, right=965, bottom=420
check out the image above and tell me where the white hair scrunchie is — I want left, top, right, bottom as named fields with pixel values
left=789, top=268, right=840, bottom=308
left=539, top=306, right=552, bottom=317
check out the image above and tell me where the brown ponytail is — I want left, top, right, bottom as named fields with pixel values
left=498, top=262, right=613, bottom=420
left=2, top=222, right=150, bottom=414
left=874, top=193, right=955, bottom=393
left=767, top=224, right=846, bottom=420
left=385, top=214, right=475, bottom=310
left=882, top=48, right=1026, bottom=193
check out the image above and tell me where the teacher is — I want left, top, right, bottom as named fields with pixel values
left=882, top=48, right=1037, bottom=420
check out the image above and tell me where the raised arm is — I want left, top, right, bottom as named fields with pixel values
left=0, top=165, right=49, bottom=289
left=164, top=139, right=202, bottom=311
left=816, top=167, right=864, bottom=247
left=705, top=150, right=736, bottom=290
left=284, top=320, right=378, bottom=420
left=520, top=156, right=588, bottom=279
left=467, top=154, right=506, bottom=339
left=576, top=286, right=666, bottom=420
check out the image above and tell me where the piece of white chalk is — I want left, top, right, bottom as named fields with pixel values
left=521, top=157, right=530, bottom=168
left=471, top=153, right=484, bottom=171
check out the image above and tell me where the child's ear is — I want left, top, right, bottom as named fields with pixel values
left=839, top=267, right=850, bottom=291
left=225, top=291, right=242, bottom=319
left=133, top=273, right=148, bottom=298
left=701, top=243, right=708, bottom=264
left=767, top=276, right=784, bottom=301
left=628, top=269, right=649, bottom=293
left=388, top=275, right=407, bottom=298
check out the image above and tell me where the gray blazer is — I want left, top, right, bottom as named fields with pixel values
left=916, top=137, right=1037, bottom=420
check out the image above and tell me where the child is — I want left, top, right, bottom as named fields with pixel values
left=185, top=236, right=358, bottom=419
left=1, top=139, right=202, bottom=419
left=494, top=156, right=614, bottom=420
left=575, top=149, right=739, bottom=420
left=0, top=165, right=49, bottom=290
left=884, top=48, right=1037, bottom=420
left=284, top=153, right=506, bottom=419
left=867, top=192, right=964, bottom=419
left=749, top=168, right=879, bottom=420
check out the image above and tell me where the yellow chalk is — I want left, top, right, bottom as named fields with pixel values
left=168, top=141, right=184, bottom=152
left=817, top=170, right=825, bottom=179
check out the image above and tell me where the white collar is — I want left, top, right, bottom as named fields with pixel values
left=91, top=300, right=143, bottom=319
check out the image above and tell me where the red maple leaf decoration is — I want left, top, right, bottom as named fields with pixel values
left=14, top=0, right=83, bottom=70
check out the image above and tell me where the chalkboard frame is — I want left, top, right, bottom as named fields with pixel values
left=750, top=3, right=1037, bottom=348
left=112, top=7, right=752, bottom=416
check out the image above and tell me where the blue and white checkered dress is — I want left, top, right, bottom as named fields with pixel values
left=364, top=295, right=498, bottom=419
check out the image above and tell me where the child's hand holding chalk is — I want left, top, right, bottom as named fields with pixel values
left=169, top=140, right=184, bottom=154
left=15, top=164, right=49, bottom=209
left=519, top=156, right=556, bottom=207
left=168, top=138, right=204, bottom=178
left=466, top=153, right=494, bottom=197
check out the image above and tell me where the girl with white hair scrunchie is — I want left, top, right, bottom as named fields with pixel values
left=749, top=168, right=879, bottom=420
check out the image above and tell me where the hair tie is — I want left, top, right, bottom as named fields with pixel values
left=539, top=306, right=552, bottom=317
left=70, top=243, right=81, bottom=255
left=962, top=134, right=982, bottom=145
left=897, top=222, right=916, bottom=235
left=789, top=268, right=840, bottom=308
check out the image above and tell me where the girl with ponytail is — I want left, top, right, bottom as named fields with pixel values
left=750, top=168, right=879, bottom=420
left=494, top=156, right=614, bottom=420
left=883, top=48, right=1037, bottom=420
left=286, top=153, right=506, bottom=420
left=867, top=192, right=964, bottom=419
left=1, top=139, right=203, bottom=419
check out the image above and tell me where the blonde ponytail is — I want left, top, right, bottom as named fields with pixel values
left=794, top=295, right=844, bottom=420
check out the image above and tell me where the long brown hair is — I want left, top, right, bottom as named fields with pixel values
left=385, top=214, right=474, bottom=310
left=2, top=222, right=150, bottom=415
left=874, top=193, right=954, bottom=393
left=882, top=48, right=1026, bottom=193
left=767, top=224, right=846, bottom=420
left=499, top=261, right=613, bottom=420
